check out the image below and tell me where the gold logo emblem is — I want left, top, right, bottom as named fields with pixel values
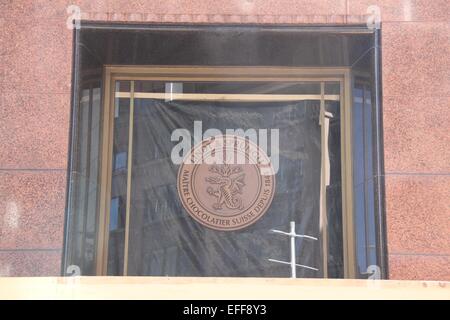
left=177, top=135, right=275, bottom=231
left=206, top=164, right=246, bottom=211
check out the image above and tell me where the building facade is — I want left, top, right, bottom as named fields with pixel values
left=0, top=1, right=449, bottom=282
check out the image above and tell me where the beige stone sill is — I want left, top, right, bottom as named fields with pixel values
left=0, top=277, right=448, bottom=300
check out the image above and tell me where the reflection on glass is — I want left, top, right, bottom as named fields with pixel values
left=64, top=85, right=101, bottom=276
left=353, top=83, right=378, bottom=278
left=114, top=152, right=127, bottom=171
left=107, top=83, right=131, bottom=276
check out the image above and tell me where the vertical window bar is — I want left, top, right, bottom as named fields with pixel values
left=319, top=81, right=329, bottom=278
left=123, top=81, right=135, bottom=276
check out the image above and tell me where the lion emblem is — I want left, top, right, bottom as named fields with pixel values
left=205, top=164, right=246, bottom=210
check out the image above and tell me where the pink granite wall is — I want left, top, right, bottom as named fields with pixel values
left=0, top=0, right=448, bottom=280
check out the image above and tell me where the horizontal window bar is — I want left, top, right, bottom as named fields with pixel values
left=115, top=92, right=340, bottom=102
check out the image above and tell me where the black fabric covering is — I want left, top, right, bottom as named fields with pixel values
left=115, top=99, right=342, bottom=277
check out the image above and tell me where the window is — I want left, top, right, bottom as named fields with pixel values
left=94, top=67, right=352, bottom=277
left=64, top=24, right=386, bottom=279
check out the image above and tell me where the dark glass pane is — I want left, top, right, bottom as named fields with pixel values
left=325, top=82, right=340, bottom=95
left=352, top=45, right=385, bottom=278
left=107, top=90, right=131, bottom=276
left=65, top=85, right=102, bottom=275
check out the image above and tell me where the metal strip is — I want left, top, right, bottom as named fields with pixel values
left=123, top=81, right=135, bottom=276
left=61, top=26, right=81, bottom=276
left=319, top=81, right=329, bottom=278
left=113, top=76, right=343, bottom=82
left=96, top=68, right=114, bottom=276
left=341, top=72, right=356, bottom=278
left=115, top=92, right=340, bottom=101
left=374, top=29, right=388, bottom=279
left=106, top=65, right=350, bottom=77
left=268, top=259, right=319, bottom=272
left=80, top=22, right=374, bottom=34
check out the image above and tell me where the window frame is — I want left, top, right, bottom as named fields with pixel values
left=97, top=65, right=355, bottom=277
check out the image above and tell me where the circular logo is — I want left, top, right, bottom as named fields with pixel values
left=177, top=135, right=276, bottom=231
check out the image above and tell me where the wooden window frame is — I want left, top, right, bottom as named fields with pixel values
left=97, top=65, right=355, bottom=278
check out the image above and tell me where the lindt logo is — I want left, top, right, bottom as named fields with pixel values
left=177, top=134, right=276, bottom=231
